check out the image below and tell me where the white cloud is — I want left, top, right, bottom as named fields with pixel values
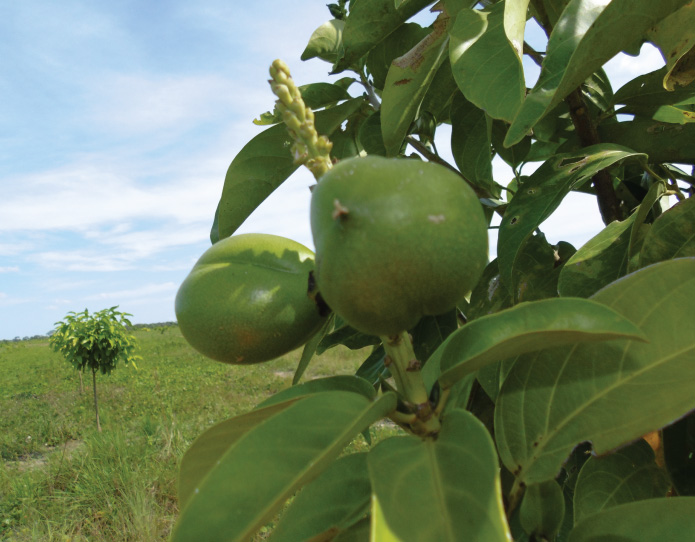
left=85, top=282, right=178, bottom=301
left=0, top=266, right=19, bottom=272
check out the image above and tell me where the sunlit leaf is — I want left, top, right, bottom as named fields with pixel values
left=371, top=494, right=403, bottom=542
left=646, top=2, right=695, bottom=91
left=505, top=0, right=691, bottom=145
left=367, top=23, right=429, bottom=90
left=333, top=0, right=434, bottom=73
left=368, top=409, right=511, bottom=541
left=568, top=498, right=695, bottom=542
left=449, top=2, right=525, bottom=123
left=381, top=16, right=449, bottom=156
left=504, top=0, right=530, bottom=61
left=558, top=214, right=637, bottom=298
left=573, top=439, right=670, bottom=525
left=495, top=258, right=695, bottom=487
left=256, top=375, right=377, bottom=409
left=640, top=196, right=695, bottom=267
left=437, top=297, right=645, bottom=389
left=172, top=391, right=396, bottom=542
left=216, top=98, right=363, bottom=240
left=302, top=19, right=345, bottom=64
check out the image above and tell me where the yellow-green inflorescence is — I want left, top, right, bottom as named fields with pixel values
left=269, top=59, right=333, bottom=180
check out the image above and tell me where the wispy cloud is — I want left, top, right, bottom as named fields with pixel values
left=85, top=282, right=178, bottom=301
left=0, top=266, right=19, bottom=273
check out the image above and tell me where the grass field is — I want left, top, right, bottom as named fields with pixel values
left=0, top=326, right=393, bottom=541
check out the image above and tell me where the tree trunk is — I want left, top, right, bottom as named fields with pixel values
left=92, top=367, right=102, bottom=432
left=79, top=367, right=84, bottom=394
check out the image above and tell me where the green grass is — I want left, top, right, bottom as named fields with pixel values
left=0, top=327, right=398, bottom=541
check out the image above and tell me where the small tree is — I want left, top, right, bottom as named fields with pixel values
left=50, top=306, right=140, bottom=432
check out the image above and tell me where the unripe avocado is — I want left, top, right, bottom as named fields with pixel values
left=310, top=156, right=488, bottom=336
left=175, top=233, right=327, bottom=364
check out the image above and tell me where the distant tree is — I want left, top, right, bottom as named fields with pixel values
left=50, top=307, right=140, bottom=432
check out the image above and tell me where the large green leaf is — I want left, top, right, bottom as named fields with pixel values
left=255, top=375, right=377, bottom=409
left=449, top=2, right=525, bottom=123
left=568, top=498, right=695, bottom=542
left=597, top=120, right=695, bottom=164
left=172, top=391, right=396, bottom=542
left=497, top=145, right=645, bottom=293
left=573, top=439, right=670, bottom=525
left=293, top=316, right=334, bottom=385
left=495, top=258, right=695, bottom=487
left=366, top=23, right=430, bottom=91
left=503, top=0, right=530, bottom=61
left=333, top=0, right=435, bottom=73
left=367, top=409, right=510, bottom=541
left=381, top=16, right=449, bottom=156
left=646, top=2, right=695, bottom=91
left=437, top=297, right=646, bottom=389
left=269, top=453, right=370, bottom=542
left=216, top=98, right=363, bottom=240
left=613, top=67, right=695, bottom=108
left=640, top=196, right=695, bottom=267
left=558, top=214, right=637, bottom=298
left=504, top=0, right=691, bottom=145
left=371, top=495, right=402, bottom=542
left=450, top=92, right=494, bottom=193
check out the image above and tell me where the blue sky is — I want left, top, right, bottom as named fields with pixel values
left=0, top=2, right=664, bottom=339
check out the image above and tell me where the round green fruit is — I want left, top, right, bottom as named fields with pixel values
left=310, top=156, right=488, bottom=336
left=175, top=233, right=328, bottom=364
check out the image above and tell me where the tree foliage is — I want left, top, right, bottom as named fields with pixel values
left=173, top=0, right=695, bottom=540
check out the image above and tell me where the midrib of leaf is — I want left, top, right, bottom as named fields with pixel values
left=227, top=394, right=394, bottom=541
left=424, top=442, right=456, bottom=542
left=521, top=275, right=695, bottom=476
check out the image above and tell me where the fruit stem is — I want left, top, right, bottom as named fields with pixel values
left=269, top=59, right=333, bottom=180
left=381, top=331, right=441, bottom=437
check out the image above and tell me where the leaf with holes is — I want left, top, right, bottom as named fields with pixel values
left=497, top=144, right=645, bottom=294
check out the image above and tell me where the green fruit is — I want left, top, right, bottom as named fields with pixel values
left=310, top=156, right=488, bottom=336
left=175, top=233, right=328, bottom=364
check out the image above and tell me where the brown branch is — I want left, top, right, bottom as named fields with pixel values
left=565, top=89, right=624, bottom=224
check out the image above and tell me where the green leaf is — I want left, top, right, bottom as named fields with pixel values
left=568, top=498, right=695, bottom=542
left=513, top=232, right=569, bottom=303
left=255, top=375, right=377, bottom=409
left=367, top=409, right=510, bottom=541
left=504, top=0, right=691, bottom=145
left=371, top=495, right=403, bottom=542
left=420, top=59, right=458, bottom=123
left=381, top=16, right=449, bottom=156
left=503, top=0, right=530, bottom=62
left=410, top=310, right=458, bottom=370
left=437, top=297, right=646, bottom=389
left=497, top=145, right=645, bottom=293
left=334, top=517, right=371, bottom=542
left=366, top=23, right=430, bottom=90
left=449, top=2, right=525, bottom=123
left=178, top=400, right=298, bottom=509
left=646, top=2, right=695, bottom=91
left=317, top=323, right=380, bottom=355
left=495, top=258, right=695, bottom=487
left=558, top=214, right=637, bottom=298
left=640, top=197, right=695, bottom=268
left=358, top=110, right=388, bottom=156
left=573, top=439, right=670, bottom=525
left=293, top=316, right=334, bottom=385
left=269, top=454, right=370, bottom=542
left=333, top=0, right=434, bottom=73
left=618, top=104, right=695, bottom=125
left=519, top=480, right=565, bottom=539
left=302, top=19, right=345, bottom=64
left=597, top=120, right=695, bottom=164
left=450, top=92, right=494, bottom=194
left=491, top=120, right=531, bottom=168
left=355, top=346, right=390, bottom=388
left=216, top=98, right=363, bottom=240
left=172, top=391, right=396, bottom=542
left=613, top=67, right=695, bottom=109
left=466, top=259, right=513, bottom=321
